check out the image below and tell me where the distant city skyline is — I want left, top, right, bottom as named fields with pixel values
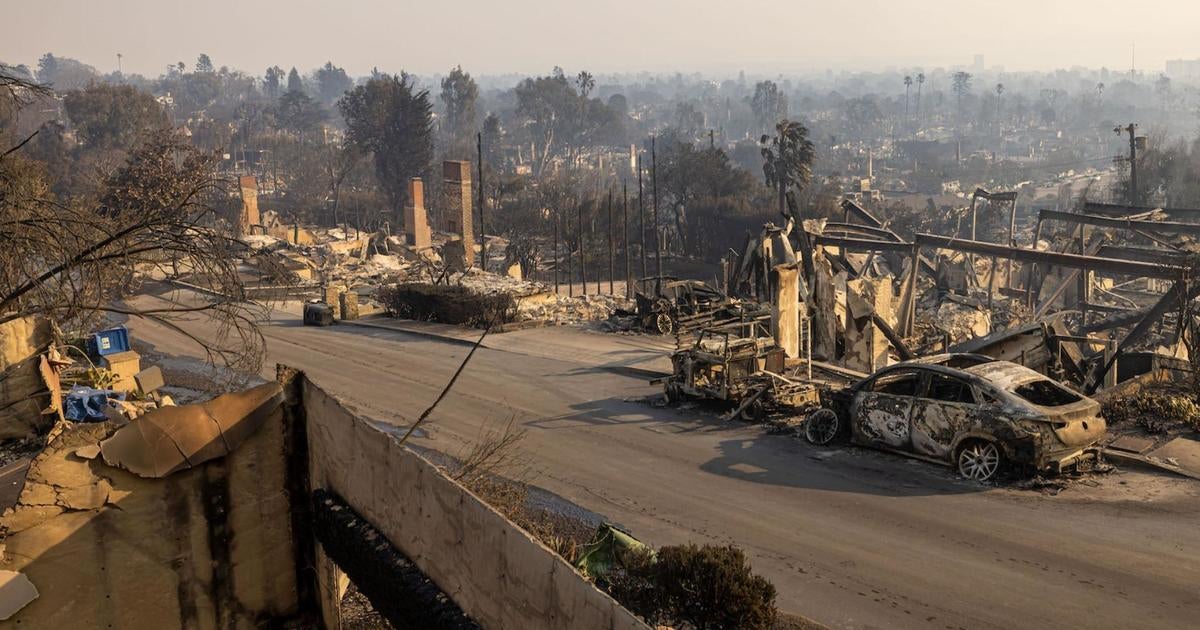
left=7, top=0, right=1200, bottom=78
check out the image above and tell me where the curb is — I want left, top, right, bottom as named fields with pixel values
left=335, top=318, right=483, bottom=348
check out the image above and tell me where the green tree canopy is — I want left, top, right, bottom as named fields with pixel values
left=338, top=73, right=433, bottom=213
left=439, top=65, right=479, bottom=155
left=63, top=83, right=169, bottom=150
left=315, top=61, right=353, bottom=104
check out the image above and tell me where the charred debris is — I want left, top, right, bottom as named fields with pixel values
left=651, top=192, right=1200, bottom=482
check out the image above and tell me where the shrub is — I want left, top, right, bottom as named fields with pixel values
left=376, top=282, right=515, bottom=328
left=607, top=543, right=778, bottom=630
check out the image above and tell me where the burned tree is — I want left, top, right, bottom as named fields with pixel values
left=1, top=72, right=265, bottom=371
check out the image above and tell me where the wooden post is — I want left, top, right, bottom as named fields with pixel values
left=968, top=193, right=978, bottom=270
left=1077, top=223, right=1087, bottom=325
left=607, top=189, right=615, bottom=295
left=477, top=133, right=486, bottom=273
left=579, top=201, right=587, bottom=296
left=637, top=154, right=646, bottom=290
left=566, top=209, right=573, bottom=298
left=1006, top=198, right=1017, bottom=288
left=986, top=255, right=997, bottom=311
left=904, top=245, right=920, bottom=336
left=623, top=181, right=631, bottom=297
left=553, top=208, right=559, bottom=294
left=652, top=136, right=662, bottom=288
left=1025, top=215, right=1044, bottom=309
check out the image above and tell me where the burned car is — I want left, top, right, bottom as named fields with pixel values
left=635, top=279, right=731, bottom=335
left=302, top=300, right=335, bottom=326
left=664, top=321, right=817, bottom=420
left=805, top=354, right=1106, bottom=481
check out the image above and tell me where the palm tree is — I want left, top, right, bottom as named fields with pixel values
left=904, top=75, right=913, bottom=121
left=952, top=71, right=973, bottom=127
left=915, top=72, right=925, bottom=129
left=761, top=119, right=817, bottom=280
left=995, top=83, right=1005, bottom=127
left=575, top=70, right=595, bottom=98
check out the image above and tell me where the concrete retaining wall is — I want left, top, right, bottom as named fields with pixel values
left=300, top=374, right=647, bottom=630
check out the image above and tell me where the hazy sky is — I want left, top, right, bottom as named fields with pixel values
left=6, top=0, right=1199, bottom=78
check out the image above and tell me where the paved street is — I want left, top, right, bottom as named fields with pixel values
left=126, top=291, right=1200, bottom=630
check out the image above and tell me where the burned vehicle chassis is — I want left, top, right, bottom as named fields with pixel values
left=664, top=321, right=814, bottom=420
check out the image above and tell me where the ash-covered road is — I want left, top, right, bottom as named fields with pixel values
left=126, top=291, right=1200, bottom=630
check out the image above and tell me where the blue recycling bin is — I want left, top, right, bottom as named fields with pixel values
left=89, top=326, right=131, bottom=357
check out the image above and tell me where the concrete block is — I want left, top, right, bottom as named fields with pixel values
left=339, top=291, right=360, bottom=321
left=101, top=350, right=141, bottom=393
left=134, top=366, right=164, bottom=395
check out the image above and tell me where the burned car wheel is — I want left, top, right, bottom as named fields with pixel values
left=664, top=381, right=683, bottom=404
left=956, top=440, right=1003, bottom=482
left=654, top=313, right=675, bottom=335
left=740, top=398, right=766, bottom=423
left=805, top=408, right=842, bottom=445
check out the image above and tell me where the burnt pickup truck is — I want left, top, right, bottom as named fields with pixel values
left=664, top=321, right=818, bottom=421
left=804, top=354, right=1106, bottom=481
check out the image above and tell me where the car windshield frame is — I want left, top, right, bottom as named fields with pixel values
left=1011, top=379, right=1083, bottom=407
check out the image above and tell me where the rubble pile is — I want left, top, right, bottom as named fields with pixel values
left=524, top=293, right=629, bottom=324
left=1103, top=390, right=1200, bottom=435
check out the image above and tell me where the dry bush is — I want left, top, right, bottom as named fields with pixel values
left=377, top=283, right=516, bottom=328
left=607, top=543, right=779, bottom=630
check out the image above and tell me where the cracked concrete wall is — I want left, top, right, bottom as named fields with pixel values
left=0, top=386, right=297, bottom=628
left=844, top=278, right=894, bottom=373
left=0, top=316, right=53, bottom=440
left=300, top=374, right=648, bottom=630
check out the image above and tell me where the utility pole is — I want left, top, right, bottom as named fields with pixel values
left=623, top=181, right=631, bottom=297
left=652, top=136, right=662, bottom=288
left=1116, top=123, right=1139, bottom=206
left=637, top=154, right=646, bottom=289
left=607, top=189, right=615, bottom=295
left=477, top=132, right=486, bottom=273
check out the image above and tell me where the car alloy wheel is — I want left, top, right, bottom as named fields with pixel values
left=957, top=440, right=1002, bottom=481
left=805, top=408, right=841, bottom=445
left=655, top=313, right=674, bottom=335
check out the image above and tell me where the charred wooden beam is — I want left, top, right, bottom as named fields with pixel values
left=973, top=188, right=1019, bottom=202
left=822, top=222, right=904, bottom=242
left=1083, top=201, right=1200, bottom=221
left=871, top=312, right=914, bottom=361
left=1086, top=280, right=1200, bottom=393
left=810, top=233, right=915, bottom=254
left=839, top=199, right=885, bottom=228
left=1040, top=209, right=1200, bottom=237
left=1095, top=245, right=1192, bottom=266
left=913, top=233, right=1185, bottom=280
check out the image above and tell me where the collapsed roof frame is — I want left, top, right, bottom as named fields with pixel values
left=1083, top=201, right=1200, bottom=222
left=812, top=220, right=1194, bottom=391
